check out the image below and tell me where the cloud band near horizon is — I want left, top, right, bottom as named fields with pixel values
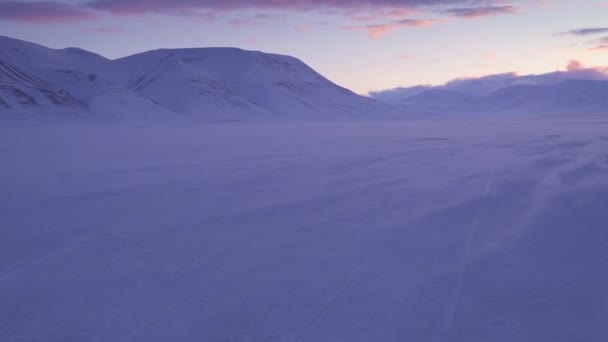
left=0, top=0, right=523, bottom=23
left=85, top=0, right=511, bottom=14
left=0, top=1, right=97, bottom=23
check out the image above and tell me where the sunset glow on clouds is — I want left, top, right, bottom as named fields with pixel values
left=0, top=1, right=98, bottom=23
left=0, top=0, right=607, bottom=93
left=343, top=18, right=442, bottom=39
left=0, top=0, right=526, bottom=25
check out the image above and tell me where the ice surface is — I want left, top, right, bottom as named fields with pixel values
left=2, top=116, right=608, bottom=341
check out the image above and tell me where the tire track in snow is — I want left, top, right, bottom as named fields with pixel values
left=376, top=269, right=411, bottom=307
left=0, top=229, right=98, bottom=283
left=88, top=279, right=147, bottom=342
left=292, top=267, right=361, bottom=342
left=440, top=177, right=495, bottom=340
left=441, top=217, right=480, bottom=338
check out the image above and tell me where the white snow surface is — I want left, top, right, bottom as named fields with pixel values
left=2, top=117, right=608, bottom=341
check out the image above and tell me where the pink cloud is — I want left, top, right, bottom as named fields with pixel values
left=563, top=59, right=608, bottom=77
left=243, top=37, right=257, bottom=46
left=444, top=5, right=519, bottom=18
left=0, top=1, right=98, bottom=23
left=344, top=18, right=441, bottom=38
left=294, top=25, right=313, bottom=32
left=386, top=8, right=417, bottom=17
left=399, top=52, right=413, bottom=59
left=484, top=52, right=497, bottom=62
left=588, top=44, right=608, bottom=51
left=347, top=7, right=417, bottom=22
left=566, top=59, right=584, bottom=71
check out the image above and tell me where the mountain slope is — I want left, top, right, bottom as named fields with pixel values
left=371, top=60, right=608, bottom=115
left=119, top=52, right=266, bottom=117
left=0, top=60, right=83, bottom=110
left=401, top=88, right=479, bottom=112
left=382, top=78, right=608, bottom=115
left=0, top=35, right=399, bottom=120
left=474, top=79, right=608, bottom=115
left=0, top=35, right=109, bottom=73
left=0, top=35, right=167, bottom=117
left=112, top=47, right=398, bottom=118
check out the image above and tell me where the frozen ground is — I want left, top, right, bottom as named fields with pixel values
left=2, top=116, right=608, bottom=342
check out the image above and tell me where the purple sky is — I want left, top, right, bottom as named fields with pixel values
left=0, top=0, right=607, bottom=93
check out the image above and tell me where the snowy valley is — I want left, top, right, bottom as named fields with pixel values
left=2, top=35, right=608, bottom=342
left=3, top=118, right=608, bottom=342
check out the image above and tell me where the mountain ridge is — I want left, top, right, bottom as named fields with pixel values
left=0, top=35, right=399, bottom=120
left=394, top=79, right=608, bottom=115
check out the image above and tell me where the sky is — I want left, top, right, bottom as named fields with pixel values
left=0, top=0, right=607, bottom=94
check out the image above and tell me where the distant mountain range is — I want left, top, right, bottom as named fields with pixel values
left=0, top=35, right=398, bottom=120
left=371, top=65, right=608, bottom=115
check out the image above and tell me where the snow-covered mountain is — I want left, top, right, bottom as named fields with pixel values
left=371, top=63, right=608, bottom=115
left=473, top=79, right=608, bottom=115
left=0, top=35, right=170, bottom=118
left=401, top=88, right=480, bottom=112
left=0, top=35, right=398, bottom=120
left=374, top=79, right=608, bottom=115
left=112, top=47, right=400, bottom=119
